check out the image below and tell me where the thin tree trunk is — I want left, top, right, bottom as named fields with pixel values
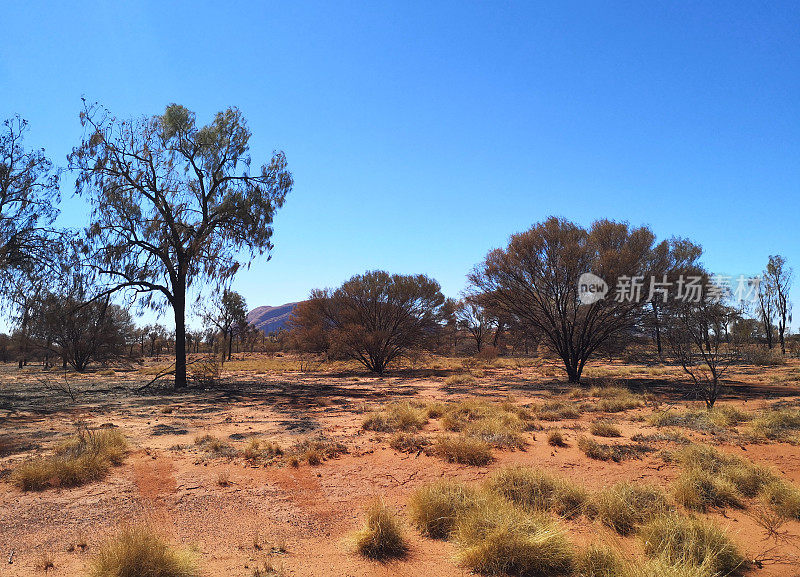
left=174, top=291, right=187, bottom=389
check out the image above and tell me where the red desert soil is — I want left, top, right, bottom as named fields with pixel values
left=1, top=356, right=800, bottom=576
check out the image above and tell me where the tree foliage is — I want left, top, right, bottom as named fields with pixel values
left=290, top=270, right=446, bottom=373
left=69, top=102, right=292, bottom=387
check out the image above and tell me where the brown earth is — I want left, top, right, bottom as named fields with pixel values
left=1, top=355, right=800, bottom=576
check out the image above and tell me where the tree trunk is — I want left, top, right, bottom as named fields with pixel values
left=227, top=329, right=233, bottom=361
left=174, top=292, right=187, bottom=389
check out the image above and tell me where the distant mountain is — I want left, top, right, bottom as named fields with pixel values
left=247, top=302, right=300, bottom=334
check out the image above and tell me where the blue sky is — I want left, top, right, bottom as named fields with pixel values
left=1, top=1, right=798, bottom=330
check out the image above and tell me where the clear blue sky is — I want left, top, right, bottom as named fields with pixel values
left=2, top=1, right=798, bottom=330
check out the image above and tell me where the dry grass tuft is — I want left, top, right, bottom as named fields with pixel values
left=353, top=500, right=408, bottom=560
left=486, top=465, right=588, bottom=518
left=577, top=436, right=651, bottom=462
left=640, top=514, right=747, bottom=576
left=586, top=386, right=643, bottom=413
left=595, top=482, right=671, bottom=535
left=88, top=526, right=199, bottom=577
left=433, top=435, right=493, bottom=465
left=589, top=420, right=622, bottom=438
left=194, top=434, right=236, bottom=458
left=241, top=439, right=283, bottom=464
left=362, top=401, right=428, bottom=432
left=12, top=427, right=127, bottom=491
left=408, top=481, right=482, bottom=539
left=388, top=432, right=429, bottom=453
left=454, top=498, right=574, bottom=576
left=547, top=430, right=567, bottom=447
left=445, top=374, right=477, bottom=386
left=537, top=400, right=581, bottom=421
left=746, top=406, right=800, bottom=442
left=575, top=543, right=622, bottom=577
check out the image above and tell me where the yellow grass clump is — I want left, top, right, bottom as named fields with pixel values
left=88, top=526, right=199, bottom=577
left=594, top=482, right=671, bottom=535
left=12, top=427, right=127, bottom=491
left=408, top=480, right=483, bottom=539
left=486, top=465, right=588, bottom=519
left=362, top=401, right=428, bottom=432
left=353, top=500, right=408, bottom=560
left=433, top=435, right=493, bottom=465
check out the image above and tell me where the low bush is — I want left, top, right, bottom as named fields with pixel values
left=454, top=498, right=574, bottom=576
left=673, top=469, right=743, bottom=511
left=589, top=420, right=622, bottom=438
left=595, top=481, right=671, bottom=535
left=486, top=465, right=588, bottom=518
left=433, top=435, right=493, bottom=465
left=408, top=481, right=482, bottom=539
left=388, top=432, right=429, bottom=453
left=547, top=430, right=567, bottom=447
left=362, top=401, right=428, bottom=432
left=194, top=434, right=236, bottom=458
left=88, top=526, right=199, bottom=577
left=575, top=544, right=622, bottom=577
left=747, top=407, right=800, bottom=442
left=537, top=401, right=581, bottom=421
left=12, top=427, right=127, bottom=491
left=353, top=500, right=408, bottom=560
left=640, top=514, right=747, bottom=576
left=577, top=436, right=651, bottom=462
left=241, top=439, right=283, bottom=464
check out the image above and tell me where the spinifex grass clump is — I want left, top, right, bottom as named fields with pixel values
left=88, top=526, right=199, bottom=577
left=353, top=500, right=408, bottom=560
left=594, top=481, right=671, bottom=536
left=671, top=444, right=778, bottom=512
left=486, top=465, right=588, bottom=519
left=454, top=496, right=575, bottom=576
left=640, top=514, right=747, bottom=576
left=362, top=401, right=428, bottom=432
left=439, top=399, right=534, bottom=449
left=12, top=426, right=127, bottom=491
left=433, top=435, right=493, bottom=465
left=408, top=480, right=482, bottom=539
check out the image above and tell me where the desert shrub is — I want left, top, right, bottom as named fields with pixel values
left=388, top=432, right=429, bottom=453
left=587, top=386, right=642, bottom=413
left=630, top=431, right=690, bottom=445
left=408, top=481, right=482, bottom=539
left=624, top=557, right=716, bottom=577
left=760, top=480, right=800, bottom=519
left=577, top=436, right=651, bottom=462
left=241, top=439, right=283, bottom=464
left=672, top=470, right=743, bottom=511
left=740, top=345, right=786, bottom=366
left=353, top=500, right=408, bottom=560
left=640, top=514, right=747, bottom=576
left=446, top=374, right=477, bottom=386
left=362, top=401, right=428, bottom=432
left=589, top=420, right=622, bottom=438
left=440, top=399, right=530, bottom=431
left=486, top=465, right=588, bottom=519
left=454, top=498, right=574, bottom=576
left=548, top=430, right=567, bottom=447
left=88, top=526, right=199, bottom=577
left=537, top=401, right=581, bottom=421
left=747, top=407, right=800, bottom=442
left=595, top=482, right=671, bottom=535
left=708, top=405, right=751, bottom=427
left=12, top=427, right=127, bottom=491
left=194, top=434, right=236, bottom=458
left=648, top=410, right=721, bottom=434
left=425, top=401, right=449, bottom=418
left=433, top=435, right=493, bottom=465
left=290, top=436, right=348, bottom=465
left=575, top=544, right=622, bottom=577
left=463, top=415, right=527, bottom=449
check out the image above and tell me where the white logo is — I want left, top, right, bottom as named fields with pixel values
left=578, top=273, right=608, bottom=305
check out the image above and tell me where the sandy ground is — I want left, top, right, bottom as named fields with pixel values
left=1, top=356, right=800, bottom=576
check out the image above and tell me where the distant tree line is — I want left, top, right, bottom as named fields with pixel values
left=0, top=108, right=795, bottom=402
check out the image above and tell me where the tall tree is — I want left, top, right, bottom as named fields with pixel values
left=765, top=255, right=792, bottom=355
left=455, top=297, right=496, bottom=353
left=469, top=217, right=656, bottom=383
left=69, top=102, right=292, bottom=387
left=757, top=271, right=776, bottom=349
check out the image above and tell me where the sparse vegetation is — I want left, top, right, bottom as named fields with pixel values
left=12, top=427, right=127, bottom=491
left=408, top=481, right=482, bottom=539
left=575, top=544, right=622, bottom=577
left=537, top=400, right=581, bottom=421
left=88, top=526, right=199, bottom=577
left=486, top=465, right=588, bottom=518
left=353, top=500, right=408, bottom=560
left=577, top=436, right=651, bottom=462
left=589, top=420, right=622, bottom=437
left=362, top=401, right=428, bottom=432
left=595, top=481, right=671, bottom=535
left=194, top=434, right=236, bottom=458
left=547, top=430, right=567, bottom=447
left=454, top=497, right=574, bottom=576
left=640, top=514, right=747, bottom=576
left=433, top=434, right=493, bottom=465
left=388, top=432, right=429, bottom=453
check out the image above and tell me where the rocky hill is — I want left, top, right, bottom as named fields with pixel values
left=246, top=302, right=299, bottom=334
